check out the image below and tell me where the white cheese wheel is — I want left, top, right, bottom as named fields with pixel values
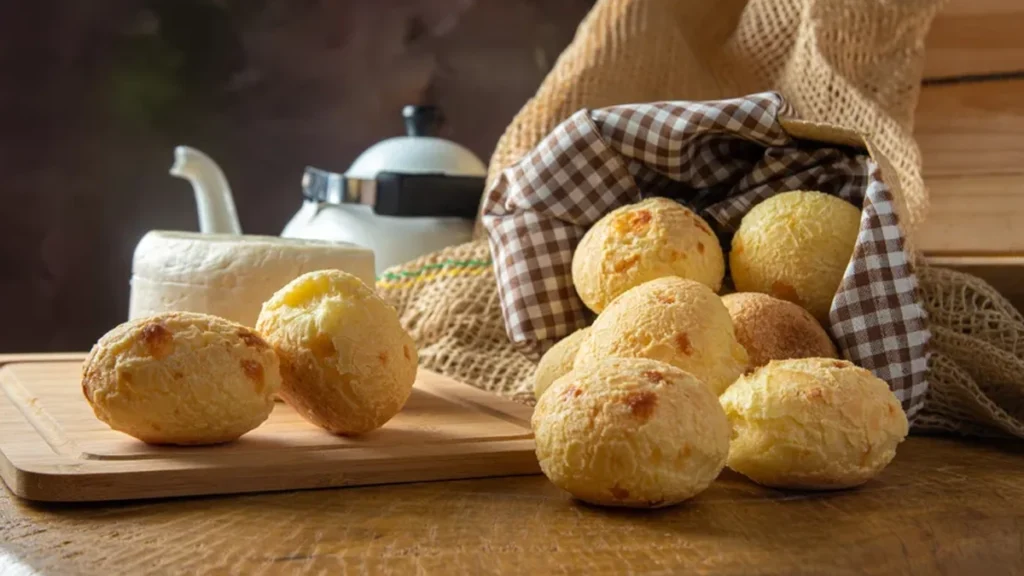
left=128, top=231, right=376, bottom=328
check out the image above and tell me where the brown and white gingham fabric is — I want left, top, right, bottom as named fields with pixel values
left=481, top=92, right=930, bottom=419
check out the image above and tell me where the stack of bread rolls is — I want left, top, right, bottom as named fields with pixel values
left=532, top=192, right=909, bottom=507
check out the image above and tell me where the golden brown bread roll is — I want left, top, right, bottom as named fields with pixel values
left=534, top=327, right=590, bottom=399
left=722, top=292, right=837, bottom=369
left=574, top=277, right=748, bottom=395
left=256, top=270, right=418, bottom=435
left=532, top=357, right=730, bottom=508
left=572, top=197, right=724, bottom=313
left=719, top=357, right=909, bottom=490
left=729, top=191, right=861, bottom=324
left=81, top=311, right=281, bottom=445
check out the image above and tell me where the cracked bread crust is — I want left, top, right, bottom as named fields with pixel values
left=82, top=311, right=280, bottom=445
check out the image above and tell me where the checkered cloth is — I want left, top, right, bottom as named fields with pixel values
left=481, top=92, right=930, bottom=418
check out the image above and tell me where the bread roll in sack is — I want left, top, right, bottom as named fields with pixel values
left=730, top=191, right=861, bottom=324
left=572, top=197, right=724, bottom=313
left=575, top=277, right=748, bottom=395
left=722, top=292, right=837, bottom=369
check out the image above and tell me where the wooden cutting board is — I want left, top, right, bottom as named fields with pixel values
left=0, top=354, right=540, bottom=503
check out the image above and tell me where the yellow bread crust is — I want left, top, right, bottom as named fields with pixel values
left=256, top=270, right=418, bottom=435
left=81, top=311, right=281, bottom=445
left=574, top=277, right=748, bottom=395
left=534, top=327, right=590, bottom=399
left=719, top=357, right=909, bottom=490
left=532, top=357, right=730, bottom=508
left=572, top=197, right=724, bottom=313
left=729, top=190, right=861, bottom=324
left=722, top=292, right=837, bottom=369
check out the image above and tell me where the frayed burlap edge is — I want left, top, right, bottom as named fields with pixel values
left=915, top=266, right=1024, bottom=438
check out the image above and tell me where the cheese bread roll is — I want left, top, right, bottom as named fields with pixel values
left=256, top=270, right=418, bottom=435
left=572, top=197, right=724, bottom=313
left=533, top=357, right=729, bottom=508
left=575, top=277, right=748, bottom=395
left=720, top=358, right=909, bottom=490
left=722, top=292, right=837, bottom=369
left=82, top=311, right=280, bottom=445
left=730, top=191, right=861, bottom=324
left=534, top=327, right=590, bottom=399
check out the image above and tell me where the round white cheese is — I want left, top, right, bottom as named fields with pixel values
left=128, top=231, right=376, bottom=327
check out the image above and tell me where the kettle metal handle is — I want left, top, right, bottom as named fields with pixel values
left=302, top=166, right=483, bottom=220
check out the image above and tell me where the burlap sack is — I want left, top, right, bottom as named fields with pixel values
left=480, top=93, right=930, bottom=418
left=377, top=0, right=1024, bottom=438
left=377, top=242, right=538, bottom=407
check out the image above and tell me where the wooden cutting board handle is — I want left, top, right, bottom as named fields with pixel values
left=0, top=352, right=87, bottom=367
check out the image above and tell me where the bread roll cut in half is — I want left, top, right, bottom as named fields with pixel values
left=81, top=311, right=281, bottom=445
left=575, top=277, right=748, bottom=395
left=532, top=357, right=730, bottom=508
left=534, top=327, right=590, bottom=399
left=722, top=292, right=837, bottom=369
left=572, top=197, right=724, bottom=313
left=719, top=358, right=909, bottom=490
left=256, top=270, right=418, bottom=435
left=729, top=191, right=861, bottom=324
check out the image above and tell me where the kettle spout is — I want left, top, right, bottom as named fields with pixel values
left=170, top=146, right=243, bottom=235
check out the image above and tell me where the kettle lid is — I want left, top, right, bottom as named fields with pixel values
left=345, top=106, right=487, bottom=179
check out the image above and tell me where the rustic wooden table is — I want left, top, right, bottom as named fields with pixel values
left=1, top=436, right=1022, bottom=575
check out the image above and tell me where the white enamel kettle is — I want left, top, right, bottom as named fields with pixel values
left=169, top=105, right=485, bottom=276
left=281, top=105, right=485, bottom=274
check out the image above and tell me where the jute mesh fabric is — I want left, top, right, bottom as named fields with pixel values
left=915, top=266, right=1024, bottom=438
left=479, top=0, right=938, bottom=238
left=377, top=0, right=1024, bottom=437
left=377, top=241, right=538, bottom=407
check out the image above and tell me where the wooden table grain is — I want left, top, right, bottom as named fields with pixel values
left=1, top=436, right=1022, bottom=575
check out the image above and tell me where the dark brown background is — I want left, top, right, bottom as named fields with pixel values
left=0, top=0, right=593, bottom=352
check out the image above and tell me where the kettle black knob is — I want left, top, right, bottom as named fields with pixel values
left=403, top=105, right=443, bottom=137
